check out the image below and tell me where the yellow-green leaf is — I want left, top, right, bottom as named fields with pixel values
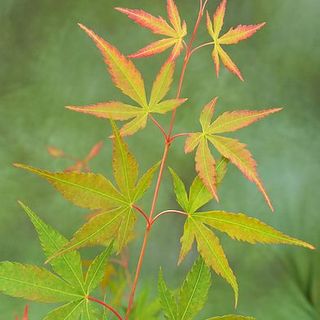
left=195, top=138, right=219, bottom=201
left=19, top=202, right=85, bottom=292
left=178, top=219, right=195, bottom=265
left=150, top=61, right=175, bottom=106
left=14, top=163, right=126, bottom=210
left=190, top=218, right=238, bottom=306
left=0, top=262, right=82, bottom=303
left=178, top=257, right=211, bottom=320
left=111, top=122, right=139, bottom=199
left=44, top=300, right=85, bottom=320
left=196, top=211, right=314, bottom=249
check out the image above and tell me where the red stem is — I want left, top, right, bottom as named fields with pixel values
left=132, top=204, right=150, bottom=228
left=149, top=114, right=168, bottom=140
left=151, top=210, right=188, bottom=226
left=88, top=296, right=123, bottom=320
left=125, top=2, right=208, bottom=318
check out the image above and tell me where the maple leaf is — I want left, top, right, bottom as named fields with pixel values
left=115, top=0, right=187, bottom=60
left=169, top=170, right=314, bottom=305
left=67, top=25, right=186, bottom=136
left=206, top=0, right=266, bottom=80
left=14, top=123, right=159, bottom=255
left=159, top=257, right=211, bottom=320
left=0, top=202, right=114, bottom=319
left=185, top=97, right=282, bottom=211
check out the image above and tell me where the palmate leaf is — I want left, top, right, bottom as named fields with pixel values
left=170, top=171, right=314, bottom=306
left=116, top=0, right=187, bottom=60
left=158, top=257, right=211, bottom=320
left=206, top=0, right=266, bottom=80
left=67, top=25, right=186, bottom=136
left=185, top=98, right=282, bottom=211
left=1, top=204, right=115, bottom=320
left=15, top=124, right=158, bottom=256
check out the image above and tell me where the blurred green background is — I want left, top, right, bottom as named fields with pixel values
left=1, top=0, right=319, bottom=319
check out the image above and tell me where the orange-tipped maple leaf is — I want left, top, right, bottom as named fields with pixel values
left=206, top=0, right=266, bottom=80
left=185, top=98, right=282, bottom=211
left=67, top=24, right=186, bottom=136
left=115, top=0, right=187, bottom=60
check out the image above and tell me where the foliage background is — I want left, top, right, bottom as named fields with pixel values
left=0, top=0, right=319, bottom=318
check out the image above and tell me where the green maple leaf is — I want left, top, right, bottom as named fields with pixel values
left=66, top=24, right=187, bottom=137
left=0, top=203, right=114, bottom=319
left=158, top=257, right=211, bottom=320
left=14, top=123, right=159, bottom=257
left=169, top=169, right=314, bottom=306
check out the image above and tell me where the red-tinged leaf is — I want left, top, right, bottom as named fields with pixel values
left=150, top=60, right=175, bottom=106
left=209, top=108, right=283, bottom=134
left=115, top=7, right=176, bottom=37
left=151, top=98, right=187, bottom=114
left=208, top=135, right=273, bottom=211
left=219, top=23, right=266, bottom=45
left=67, top=102, right=143, bottom=121
left=195, top=139, right=219, bottom=201
left=185, top=133, right=202, bottom=153
left=119, top=114, right=148, bottom=137
left=213, top=0, right=227, bottom=37
left=78, top=24, right=147, bottom=107
left=206, top=11, right=215, bottom=39
left=217, top=45, right=244, bottom=81
left=167, top=0, right=182, bottom=32
left=85, top=141, right=104, bottom=162
left=212, top=46, right=220, bottom=78
left=200, top=98, right=218, bottom=132
left=128, top=38, right=177, bottom=59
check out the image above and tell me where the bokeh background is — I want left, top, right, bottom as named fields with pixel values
left=1, top=0, right=319, bottom=319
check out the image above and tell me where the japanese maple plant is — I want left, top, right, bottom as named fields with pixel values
left=2, top=0, right=314, bottom=319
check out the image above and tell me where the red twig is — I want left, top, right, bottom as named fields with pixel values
left=149, top=114, right=168, bottom=141
left=151, top=210, right=188, bottom=226
left=132, top=204, right=151, bottom=228
left=125, top=1, right=209, bottom=318
left=88, top=296, right=123, bottom=320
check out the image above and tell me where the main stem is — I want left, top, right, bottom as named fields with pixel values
left=125, top=3, right=207, bottom=318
